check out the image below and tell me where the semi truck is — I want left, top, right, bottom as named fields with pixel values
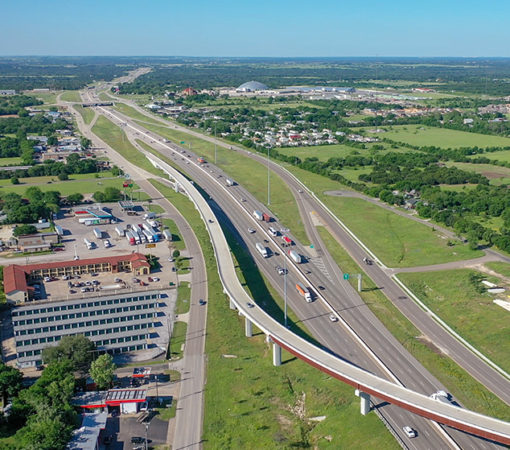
left=296, top=282, right=312, bottom=302
left=197, top=156, right=206, bottom=164
left=226, top=178, right=235, bottom=186
left=126, top=231, right=136, bottom=245
left=54, top=225, right=64, bottom=236
left=93, top=228, right=102, bottom=239
left=282, top=235, right=293, bottom=246
left=162, top=229, right=172, bottom=241
left=142, top=229, right=155, bottom=243
left=255, top=242, right=268, bottom=258
left=253, top=210, right=263, bottom=221
left=289, top=249, right=302, bottom=264
left=115, top=226, right=125, bottom=237
left=84, top=238, right=94, bottom=250
left=132, top=230, right=141, bottom=244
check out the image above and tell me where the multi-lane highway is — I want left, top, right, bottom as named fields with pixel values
left=75, top=80, right=510, bottom=448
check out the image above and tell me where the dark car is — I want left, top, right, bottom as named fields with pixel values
left=131, top=436, right=145, bottom=444
left=199, top=299, right=206, bottom=306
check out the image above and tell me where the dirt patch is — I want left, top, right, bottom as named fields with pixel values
left=416, top=335, right=448, bottom=356
left=480, top=170, right=509, bottom=179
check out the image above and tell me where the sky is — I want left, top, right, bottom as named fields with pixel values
left=1, top=0, right=509, bottom=57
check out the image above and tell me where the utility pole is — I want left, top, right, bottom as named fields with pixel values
left=214, top=122, right=217, bottom=164
left=267, top=147, right=270, bottom=205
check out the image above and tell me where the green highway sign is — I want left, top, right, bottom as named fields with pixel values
left=343, top=273, right=349, bottom=280
left=310, top=244, right=314, bottom=249
left=180, top=141, right=186, bottom=144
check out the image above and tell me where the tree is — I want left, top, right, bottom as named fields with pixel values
left=111, top=165, right=123, bottom=176
left=47, top=136, right=58, bottom=146
left=172, top=249, right=180, bottom=258
left=80, top=137, right=92, bottom=149
left=19, top=416, right=73, bottom=450
left=41, top=335, right=95, bottom=374
left=10, top=176, right=19, bottom=184
left=92, top=191, right=105, bottom=202
left=90, top=354, right=116, bottom=390
left=66, top=193, right=84, bottom=205
left=57, top=171, right=68, bottom=181
left=0, top=363, right=23, bottom=404
left=13, top=224, right=37, bottom=237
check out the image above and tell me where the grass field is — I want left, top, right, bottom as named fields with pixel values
left=485, top=261, right=510, bottom=278
left=398, top=269, right=510, bottom=375
left=317, top=196, right=482, bottom=267
left=0, top=175, right=142, bottom=197
left=470, top=149, right=510, bottom=165
left=0, top=157, right=22, bottom=166
left=332, top=167, right=373, bottom=183
left=150, top=179, right=395, bottom=448
left=135, top=122, right=311, bottom=245
left=92, top=115, right=163, bottom=177
left=29, top=90, right=62, bottom=105
left=445, top=161, right=510, bottom=186
left=60, top=90, right=82, bottom=102
left=146, top=204, right=164, bottom=214
left=277, top=142, right=406, bottom=162
left=74, top=104, right=95, bottom=125
left=380, top=125, right=510, bottom=148
left=161, top=218, right=185, bottom=251
left=317, top=227, right=510, bottom=421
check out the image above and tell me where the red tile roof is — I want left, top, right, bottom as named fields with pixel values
left=4, top=253, right=149, bottom=295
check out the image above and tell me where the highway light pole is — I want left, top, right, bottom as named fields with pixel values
left=267, top=147, right=270, bottom=205
left=284, top=256, right=288, bottom=328
left=214, top=122, right=217, bottom=164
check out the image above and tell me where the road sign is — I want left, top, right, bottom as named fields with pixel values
left=343, top=273, right=349, bottom=280
left=310, top=244, right=314, bottom=249
left=180, top=141, right=186, bottom=144
left=145, top=243, right=156, bottom=248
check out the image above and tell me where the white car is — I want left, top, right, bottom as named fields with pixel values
left=402, top=426, right=416, bottom=438
left=329, top=314, right=338, bottom=322
left=248, top=228, right=256, bottom=234
left=103, top=239, right=111, bottom=248
left=152, top=277, right=160, bottom=282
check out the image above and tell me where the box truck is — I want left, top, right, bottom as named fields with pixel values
left=93, top=228, right=102, bottom=239
left=255, top=242, right=268, bottom=258
left=253, top=210, right=263, bottom=221
left=163, top=229, right=172, bottom=241
left=84, top=238, right=94, bottom=250
left=296, top=282, right=312, bottom=302
left=115, top=226, right=125, bottom=237
left=54, top=225, right=64, bottom=236
left=226, top=178, right=235, bottom=186
left=289, top=250, right=302, bottom=264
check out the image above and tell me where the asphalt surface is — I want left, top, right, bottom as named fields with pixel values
left=93, top=102, right=510, bottom=449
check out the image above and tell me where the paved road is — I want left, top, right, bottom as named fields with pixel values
left=67, top=88, right=207, bottom=450
left=95, top=104, right=510, bottom=449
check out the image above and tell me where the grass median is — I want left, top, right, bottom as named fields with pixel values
left=74, top=104, right=95, bottom=125
left=150, top=178, right=395, bottom=448
left=92, top=115, right=164, bottom=177
left=169, top=321, right=187, bottom=360
left=317, top=225, right=510, bottom=421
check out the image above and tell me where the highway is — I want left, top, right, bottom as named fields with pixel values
left=109, top=96, right=510, bottom=406
left=89, top=97, right=510, bottom=449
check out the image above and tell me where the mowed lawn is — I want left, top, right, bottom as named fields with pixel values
left=278, top=142, right=407, bottom=162
left=321, top=196, right=482, bottom=267
left=114, top=102, right=161, bottom=125
left=74, top=104, right=95, bottom=125
left=398, top=269, right=510, bottom=374
left=135, top=120, right=311, bottom=245
left=0, top=157, right=22, bottom=166
left=60, top=90, right=82, bottom=102
left=0, top=176, right=138, bottom=196
left=380, top=125, right=510, bottom=148
left=92, top=115, right=163, bottom=176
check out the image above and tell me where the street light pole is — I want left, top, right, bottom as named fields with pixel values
left=214, top=122, right=217, bottom=164
left=284, top=256, right=287, bottom=328
left=144, top=422, right=149, bottom=450
left=267, top=147, right=270, bottom=205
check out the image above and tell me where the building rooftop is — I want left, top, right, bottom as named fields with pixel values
left=237, top=81, right=269, bottom=91
left=4, top=253, right=150, bottom=295
left=67, top=413, right=108, bottom=450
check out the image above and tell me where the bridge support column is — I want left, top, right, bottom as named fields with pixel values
left=245, top=317, right=253, bottom=337
left=272, top=343, right=282, bottom=366
left=355, top=389, right=371, bottom=415
left=229, top=298, right=236, bottom=310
